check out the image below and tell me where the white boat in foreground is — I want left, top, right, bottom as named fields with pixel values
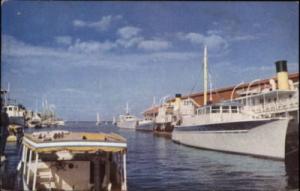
left=19, top=130, right=128, bottom=191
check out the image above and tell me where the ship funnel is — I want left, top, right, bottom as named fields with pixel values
left=174, top=94, right=182, bottom=111
left=275, top=60, right=289, bottom=90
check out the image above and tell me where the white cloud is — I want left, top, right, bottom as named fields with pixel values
left=207, top=30, right=222, bottom=35
left=54, top=36, right=72, bottom=45
left=73, top=20, right=86, bottom=27
left=204, top=34, right=227, bottom=49
left=182, top=33, right=205, bottom=44
left=68, top=39, right=116, bottom=54
left=138, top=39, right=171, bottom=51
left=2, top=35, right=66, bottom=58
left=149, top=52, right=198, bottom=61
left=3, top=35, right=190, bottom=70
left=117, top=26, right=141, bottom=39
left=73, top=15, right=122, bottom=31
left=116, top=36, right=144, bottom=48
left=178, top=32, right=228, bottom=50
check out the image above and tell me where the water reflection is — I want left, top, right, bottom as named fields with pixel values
left=1, top=122, right=298, bottom=190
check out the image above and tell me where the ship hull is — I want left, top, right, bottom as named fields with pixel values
left=172, top=118, right=289, bottom=160
left=136, top=121, right=154, bottom=131
left=154, top=122, right=174, bottom=133
left=9, top=116, right=25, bottom=126
left=117, top=120, right=137, bottom=129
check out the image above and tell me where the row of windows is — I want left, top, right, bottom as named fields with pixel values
left=183, top=100, right=192, bottom=106
left=4, top=107, right=19, bottom=112
left=197, top=105, right=239, bottom=115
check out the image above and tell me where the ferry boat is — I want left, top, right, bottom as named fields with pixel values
left=18, top=130, right=128, bottom=191
left=116, top=103, right=138, bottom=129
left=172, top=47, right=294, bottom=160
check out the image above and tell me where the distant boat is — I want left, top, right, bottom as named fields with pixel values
left=112, top=116, right=116, bottom=125
left=26, top=111, right=42, bottom=128
left=96, top=112, right=101, bottom=126
left=4, top=104, right=26, bottom=126
left=116, top=103, right=138, bottom=129
left=54, top=119, right=65, bottom=126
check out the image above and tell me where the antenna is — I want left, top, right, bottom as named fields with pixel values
left=152, top=96, right=156, bottom=106
left=126, top=102, right=129, bottom=114
left=209, top=73, right=213, bottom=102
left=203, top=46, right=208, bottom=105
left=5, top=83, right=10, bottom=104
left=35, top=99, right=38, bottom=112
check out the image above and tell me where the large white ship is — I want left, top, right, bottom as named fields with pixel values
left=172, top=101, right=290, bottom=159
left=172, top=47, right=296, bottom=160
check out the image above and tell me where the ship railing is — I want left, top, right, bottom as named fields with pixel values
left=191, top=113, right=250, bottom=125
left=247, top=98, right=298, bottom=115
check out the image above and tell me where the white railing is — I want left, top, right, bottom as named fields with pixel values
left=244, top=97, right=298, bottom=115
left=184, top=112, right=251, bottom=126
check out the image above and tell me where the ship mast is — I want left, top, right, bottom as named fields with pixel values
left=126, top=102, right=129, bottom=114
left=203, top=46, right=208, bottom=105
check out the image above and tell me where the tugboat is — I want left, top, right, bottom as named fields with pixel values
left=18, top=130, right=128, bottom=191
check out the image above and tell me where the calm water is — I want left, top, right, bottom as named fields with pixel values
left=3, top=121, right=298, bottom=190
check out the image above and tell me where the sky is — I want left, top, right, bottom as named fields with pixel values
left=1, top=1, right=299, bottom=121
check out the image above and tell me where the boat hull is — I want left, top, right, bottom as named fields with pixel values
left=172, top=118, right=289, bottom=160
left=117, top=120, right=137, bottom=129
left=136, top=121, right=154, bottom=131
left=9, top=116, right=25, bottom=126
left=154, top=122, right=174, bottom=133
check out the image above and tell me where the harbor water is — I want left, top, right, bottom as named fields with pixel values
left=2, top=121, right=298, bottom=191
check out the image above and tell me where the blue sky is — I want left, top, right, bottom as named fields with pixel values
left=2, top=1, right=299, bottom=120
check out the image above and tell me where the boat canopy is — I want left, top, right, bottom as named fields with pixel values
left=22, top=131, right=127, bottom=153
